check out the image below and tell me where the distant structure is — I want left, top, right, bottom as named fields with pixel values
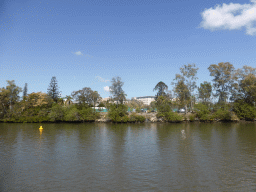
left=101, top=97, right=131, bottom=104
left=131, top=96, right=156, bottom=105
left=101, top=97, right=111, bottom=102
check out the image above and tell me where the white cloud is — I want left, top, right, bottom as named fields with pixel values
left=73, top=51, right=83, bottom=56
left=200, top=0, right=256, bottom=35
left=96, top=76, right=110, bottom=83
left=104, top=86, right=110, bottom=92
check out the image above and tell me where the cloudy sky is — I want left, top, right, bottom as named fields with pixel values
left=1, top=0, right=256, bottom=99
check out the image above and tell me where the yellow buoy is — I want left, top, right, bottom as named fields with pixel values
left=39, top=126, right=43, bottom=129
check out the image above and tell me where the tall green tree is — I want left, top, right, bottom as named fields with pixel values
left=153, top=81, right=168, bottom=100
left=155, top=95, right=172, bottom=114
left=172, top=64, right=198, bottom=113
left=198, top=81, right=212, bottom=104
left=71, top=87, right=93, bottom=106
left=173, top=79, right=190, bottom=113
left=0, top=80, right=22, bottom=115
left=109, top=76, right=126, bottom=105
left=180, top=64, right=198, bottom=110
left=236, top=65, right=256, bottom=104
left=208, top=62, right=238, bottom=104
left=91, top=91, right=102, bottom=108
left=47, top=76, right=61, bottom=103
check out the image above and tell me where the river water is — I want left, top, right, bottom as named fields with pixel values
left=1, top=122, right=256, bottom=191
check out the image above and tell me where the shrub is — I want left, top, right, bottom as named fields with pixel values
left=164, top=112, right=183, bottom=122
left=121, top=115, right=129, bottom=123
left=213, top=109, right=232, bottom=121
left=64, top=105, right=80, bottom=121
left=48, top=103, right=65, bottom=122
left=200, top=114, right=211, bottom=122
left=135, top=115, right=146, bottom=122
left=37, top=108, right=50, bottom=122
left=108, top=104, right=128, bottom=122
left=156, top=112, right=165, bottom=119
left=189, top=114, right=196, bottom=122
left=128, top=113, right=146, bottom=123
left=194, top=103, right=210, bottom=119
left=233, top=100, right=256, bottom=121
left=80, top=107, right=100, bottom=121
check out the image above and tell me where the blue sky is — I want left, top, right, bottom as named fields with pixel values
left=1, top=0, right=256, bottom=99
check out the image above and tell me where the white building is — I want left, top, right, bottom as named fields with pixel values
left=131, top=96, right=156, bottom=106
left=101, top=97, right=131, bottom=104
left=101, top=97, right=111, bottom=102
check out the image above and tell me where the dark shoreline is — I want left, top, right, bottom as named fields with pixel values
left=0, top=119, right=255, bottom=123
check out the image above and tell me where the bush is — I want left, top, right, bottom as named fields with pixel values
left=189, top=114, right=196, bottom=122
left=64, top=105, right=80, bottom=121
left=48, top=103, right=65, bottom=122
left=194, top=103, right=210, bottom=119
left=164, top=112, right=183, bottom=122
left=199, top=114, right=213, bottom=122
left=121, top=115, right=129, bottom=123
left=79, top=107, right=97, bottom=121
left=129, top=113, right=146, bottom=122
left=37, top=108, right=50, bottom=122
left=135, top=115, right=146, bottom=122
left=213, top=109, right=232, bottom=121
left=233, top=100, right=256, bottom=121
left=108, top=104, right=128, bottom=122
left=156, top=112, right=165, bottom=119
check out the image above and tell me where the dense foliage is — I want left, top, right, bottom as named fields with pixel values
left=107, top=104, right=146, bottom=123
left=164, top=112, right=183, bottom=122
left=233, top=100, right=256, bottom=121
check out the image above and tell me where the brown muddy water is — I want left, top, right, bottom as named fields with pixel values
left=1, top=122, right=256, bottom=191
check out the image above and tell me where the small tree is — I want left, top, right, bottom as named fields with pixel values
left=47, top=76, right=61, bottom=103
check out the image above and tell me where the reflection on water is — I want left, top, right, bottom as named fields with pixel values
left=1, top=122, right=256, bottom=191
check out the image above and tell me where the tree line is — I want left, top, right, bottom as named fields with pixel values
left=151, top=62, right=256, bottom=121
left=0, top=62, right=255, bottom=123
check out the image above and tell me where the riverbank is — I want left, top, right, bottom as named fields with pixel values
left=1, top=112, right=254, bottom=123
left=95, top=112, right=247, bottom=123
